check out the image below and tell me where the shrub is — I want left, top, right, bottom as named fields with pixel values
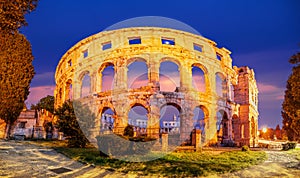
left=241, top=145, right=250, bottom=152
left=282, top=142, right=297, bottom=151
left=124, top=125, right=134, bottom=137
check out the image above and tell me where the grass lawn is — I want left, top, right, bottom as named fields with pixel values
left=288, top=148, right=300, bottom=160
left=27, top=140, right=267, bottom=177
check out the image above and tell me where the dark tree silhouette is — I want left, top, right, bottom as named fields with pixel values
left=0, top=0, right=38, bottom=139
left=0, top=0, right=38, bottom=32
left=55, top=100, right=95, bottom=148
left=282, top=51, right=300, bottom=141
left=0, top=32, right=35, bottom=138
left=31, top=95, right=55, bottom=114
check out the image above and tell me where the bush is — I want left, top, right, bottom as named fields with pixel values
left=241, top=145, right=250, bottom=152
left=282, top=142, right=297, bottom=151
left=124, top=125, right=134, bottom=137
left=67, top=135, right=89, bottom=148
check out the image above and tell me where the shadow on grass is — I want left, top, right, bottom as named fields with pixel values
left=53, top=146, right=267, bottom=177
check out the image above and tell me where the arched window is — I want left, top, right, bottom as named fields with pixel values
left=127, top=60, right=148, bottom=89
left=193, top=106, right=205, bottom=131
left=101, top=64, right=115, bottom=92
left=159, top=61, right=180, bottom=92
left=128, top=105, right=148, bottom=136
left=217, top=110, right=229, bottom=141
left=100, top=108, right=115, bottom=132
left=216, top=73, right=227, bottom=97
left=81, top=74, right=91, bottom=98
left=229, top=83, right=234, bottom=101
left=241, top=124, right=245, bottom=139
left=192, top=66, right=205, bottom=92
left=65, top=79, right=72, bottom=100
left=160, top=104, right=181, bottom=134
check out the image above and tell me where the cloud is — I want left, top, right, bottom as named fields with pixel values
left=257, top=83, right=285, bottom=100
left=26, top=85, right=55, bottom=106
left=257, top=82, right=285, bottom=111
left=257, top=83, right=282, bottom=93
left=31, top=72, right=55, bottom=87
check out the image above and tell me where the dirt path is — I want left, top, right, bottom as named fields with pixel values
left=0, top=140, right=130, bottom=178
left=1, top=140, right=299, bottom=177
left=220, top=150, right=300, bottom=178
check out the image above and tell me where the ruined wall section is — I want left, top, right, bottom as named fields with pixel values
left=234, top=66, right=259, bottom=146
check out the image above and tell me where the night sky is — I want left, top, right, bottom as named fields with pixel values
left=21, top=0, right=300, bottom=129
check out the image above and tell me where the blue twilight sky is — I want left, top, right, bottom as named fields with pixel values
left=21, top=0, right=300, bottom=129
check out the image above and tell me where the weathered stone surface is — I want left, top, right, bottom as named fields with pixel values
left=54, top=27, right=259, bottom=147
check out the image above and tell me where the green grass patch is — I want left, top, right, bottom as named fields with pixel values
left=288, top=148, right=300, bottom=160
left=28, top=141, right=267, bottom=177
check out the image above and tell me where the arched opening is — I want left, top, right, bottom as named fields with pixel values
left=65, top=79, right=73, bottom=100
left=217, top=110, right=229, bottom=143
left=216, top=73, right=227, bottom=97
left=128, top=104, right=148, bottom=136
left=229, top=83, right=234, bottom=101
left=101, top=64, right=115, bottom=92
left=160, top=104, right=181, bottom=134
left=251, top=117, right=256, bottom=138
left=159, top=61, right=180, bottom=92
left=100, top=107, right=115, bottom=132
left=59, top=88, right=62, bottom=102
left=127, top=60, right=148, bottom=89
left=192, top=66, right=205, bottom=92
left=193, top=106, right=205, bottom=131
left=81, top=73, right=91, bottom=98
left=193, top=106, right=207, bottom=143
left=241, top=124, right=245, bottom=139
left=232, top=114, right=239, bottom=140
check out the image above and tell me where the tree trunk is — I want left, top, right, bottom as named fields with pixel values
left=5, top=121, right=11, bottom=140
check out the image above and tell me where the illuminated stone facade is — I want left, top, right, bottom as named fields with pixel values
left=54, top=27, right=259, bottom=147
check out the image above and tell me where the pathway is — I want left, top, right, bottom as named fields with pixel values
left=220, top=150, right=300, bottom=178
left=1, top=140, right=299, bottom=177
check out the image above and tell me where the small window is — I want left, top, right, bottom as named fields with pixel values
left=102, top=42, right=112, bottom=50
left=19, top=122, right=26, bottom=128
left=129, top=37, right=141, bottom=45
left=162, top=38, right=175, bottom=45
left=216, top=53, right=222, bottom=60
left=83, top=50, right=88, bottom=58
left=193, top=43, right=203, bottom=52
left=68, top=60, right=72, bottom=67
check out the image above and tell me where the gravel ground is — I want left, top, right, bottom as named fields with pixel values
left=0, top=140, right=127, bottom=178
left=219, top=150, right=300, bottom=178
left=0, top=140, right=299, bottom=177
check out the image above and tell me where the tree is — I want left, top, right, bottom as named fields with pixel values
left=0, top=32, right=35, bottom=138
left=31, top=95, right=55, bottom=114
left=55, top=100, right=95, bottom=148
left=0, top=0, right=38, bottom=32
left=0, top=0, right=37, bottom=139
left=282, top=51, right=300, bottom=141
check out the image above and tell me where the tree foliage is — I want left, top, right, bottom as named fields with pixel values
left=0, top=0, right=37, bottom=138
left=0, top=0, right=38, bottom=32
left=55, top=100, right=95, bottom=148
left=0, top=32, right=35, bottom=137
left=282, top=51, right=300, bottom=141
left=31, top=95, right=55, bottom=113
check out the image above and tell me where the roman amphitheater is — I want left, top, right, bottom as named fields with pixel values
left=54, top=17, right=259, bottom=147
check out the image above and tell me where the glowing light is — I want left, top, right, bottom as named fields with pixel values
left=262, top=127, right=267, bottom=133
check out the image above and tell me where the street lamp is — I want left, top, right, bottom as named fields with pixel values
left=262, top=127, right=267, bottom=133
